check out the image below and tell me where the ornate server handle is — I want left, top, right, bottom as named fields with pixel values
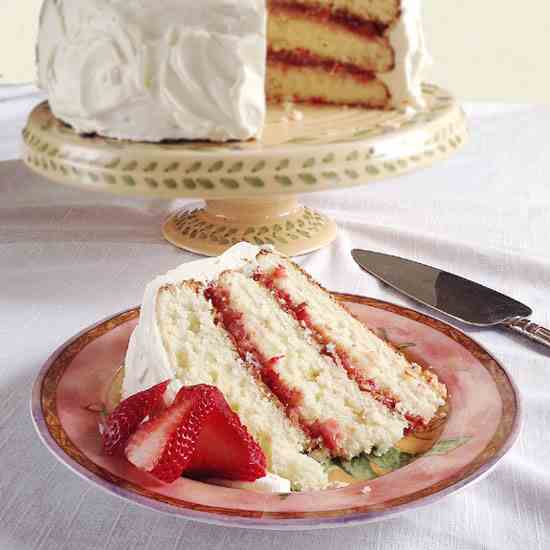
left=503, top=317, right=550, bottom=350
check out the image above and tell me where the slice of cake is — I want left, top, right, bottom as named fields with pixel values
left=253, top=250, right=447, bottom=430
left=37, top=0, right=428, bottom=142
left=123, top=243, right=446, bottom=491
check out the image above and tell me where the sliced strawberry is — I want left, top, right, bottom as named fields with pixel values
left=125, top=395, right=196, bottom=482
left=125, top=384, right=267, bottom=483
left=102, top=380, right=170, bottom=455
left=178, top=385, right=267, bottom=481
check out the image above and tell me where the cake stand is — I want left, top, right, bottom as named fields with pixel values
left=22, top=84, right=467, bottom=256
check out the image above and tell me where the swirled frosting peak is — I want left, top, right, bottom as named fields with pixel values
left=37, top=0, right=266, bottom=142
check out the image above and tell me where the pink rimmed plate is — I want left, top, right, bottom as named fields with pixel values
left=30, top=294, right=521, bottom=530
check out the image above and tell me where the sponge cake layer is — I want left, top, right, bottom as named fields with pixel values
left=267, top=56, right=389, bottom=107
left=268, top=3, right=393, bottom=73
left=278, top=0, right=401, bottom=25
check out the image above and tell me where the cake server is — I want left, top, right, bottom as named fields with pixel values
left=351, top=249, right=550, bottom=351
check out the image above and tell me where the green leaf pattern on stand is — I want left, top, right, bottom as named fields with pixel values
left=22, top=87, right=467, bottom=194
left=171, top=207, right=328, bottom=247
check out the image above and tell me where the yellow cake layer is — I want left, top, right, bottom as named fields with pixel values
left=157, top=282, right=328, bottom=490
left=217, top=270, right=407, bottom=459
left=256, top=252, right=447, bottom=424
left=276, top=0, right=401, bottom=25
left=267, top=62, right=389, bottom=107
left=268, top=8, right=393, bottom=73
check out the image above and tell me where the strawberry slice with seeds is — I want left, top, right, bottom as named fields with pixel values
left=125, top=393, right=197, bottom=482
left=102, top=380, right=170, bottom=455
left=125, top=384, right=267, bottom=483
left=179, top=385, right=267, bottom=481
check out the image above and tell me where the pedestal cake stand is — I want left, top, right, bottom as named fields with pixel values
left=22, top=84, right=467, bottom=256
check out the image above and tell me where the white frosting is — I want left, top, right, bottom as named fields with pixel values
left=380, top=0, right=430, bottom=110
left=207, top=472, right=291, bottom=493
left=123, top=242, right=267, bottom=401
left=36, top=0, right=266, bottom=142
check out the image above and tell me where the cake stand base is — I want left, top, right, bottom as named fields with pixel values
left=162, top=196, right=337, bottom=256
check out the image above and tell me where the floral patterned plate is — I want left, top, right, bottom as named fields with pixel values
left=30, top=294, right=520, bottom=530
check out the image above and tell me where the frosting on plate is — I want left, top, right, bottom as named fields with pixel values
left=207, top=472, right=292, bottom=493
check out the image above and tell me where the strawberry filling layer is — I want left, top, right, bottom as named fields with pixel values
left=253, top=266, right=427, bottom=433
left=268, top=1, right=388, bottom=39
left=267, top=48, right=376, bottom=83
left=204, top=283, right=344, bottom=454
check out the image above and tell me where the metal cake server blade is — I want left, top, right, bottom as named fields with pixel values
left=351, top=249, right=550, bottom=351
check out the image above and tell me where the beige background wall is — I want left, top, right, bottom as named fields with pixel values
left=1, top=0, right=549, bottom=103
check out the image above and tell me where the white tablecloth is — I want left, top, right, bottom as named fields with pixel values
left=1, top=86, right=549, bottom=550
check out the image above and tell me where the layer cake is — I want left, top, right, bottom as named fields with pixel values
left=37, top=0, right=428, bottom=142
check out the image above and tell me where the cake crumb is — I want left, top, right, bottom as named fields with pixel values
left=398, top=105, right=417, bottom=117
left=330, top=481, right=349, bottom=489
left=380, top=120, right=402, bottom=130
left=282, top=101, right=304, bottom=122
left=361, top=485, right=372, bottom=495
left=289, top=109, right=303, bottom=122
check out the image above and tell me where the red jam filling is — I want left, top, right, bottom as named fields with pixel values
left=204, top=284, right=344, bottom=453
left=204, top=285, right=300, bottom=403
left=267, top=48, right=376, bottom=83
left=254, top=266, right=428, bottom=433
left=309, top=418, right=343, bottom=454
left=267, top=1, right=388, bottom=39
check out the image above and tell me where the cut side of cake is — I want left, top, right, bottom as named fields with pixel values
left=289, top=0, right=401, bottom=25
left=266, top=0, right=427, bottom=108
left=253, top=251, right=447, bottom=430
left=122, top=244, right=446, bottom=491
left=155, top=281, right=328, bottom=490
left=206, top=271, right=406, bottom=460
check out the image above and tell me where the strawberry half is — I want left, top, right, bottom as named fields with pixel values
left=102, top=380, right=170, bottom=455
left=125, top=384, right=267, bottom=483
